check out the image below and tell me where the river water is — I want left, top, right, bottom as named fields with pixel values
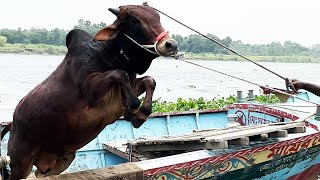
left=1, top=54, right=320, bottom=122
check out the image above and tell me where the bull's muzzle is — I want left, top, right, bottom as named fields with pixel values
left=165, top=39, right=178, bottom=53
left=157, top=37, right=179, bottom=57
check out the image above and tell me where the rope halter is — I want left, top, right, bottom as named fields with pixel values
left=123, top=31, right=169, bottom=56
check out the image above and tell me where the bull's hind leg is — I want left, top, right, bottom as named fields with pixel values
left=8, top=157, right=33, bottom=180
left=129, top=76, right=156, bottom=128
left=49, top=152, right=75, bottom=175
left=35, top=152, right=75, bottom=177
left=7, top=140, right=34, bottom=180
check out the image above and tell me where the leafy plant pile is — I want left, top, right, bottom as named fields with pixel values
left=150, top=94, right=281, bottom=113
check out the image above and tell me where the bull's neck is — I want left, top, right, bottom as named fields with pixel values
left=94, top=34, right=158, bottom=74
left=117, top=34, right=158, bottom=61
left=114, top=34, right=158, bottom=74
left=92, top=37, right=130, bottom=72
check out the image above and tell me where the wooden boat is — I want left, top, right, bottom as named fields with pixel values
left=1, top=91, right=320, bottom=180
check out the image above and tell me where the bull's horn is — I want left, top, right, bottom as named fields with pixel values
left=108, top=8, right=120, bottom=16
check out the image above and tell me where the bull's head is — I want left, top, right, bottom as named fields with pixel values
left=94, top=5, right=178, bottom=58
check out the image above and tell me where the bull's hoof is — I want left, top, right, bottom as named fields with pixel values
left=123, top=111, right=133, bottom=122
left=139, top=106, right=152, bottom=117
left=123, top=107, right=149, bottom=127
left=131, top=116, right=146, bottom=128
left=127, top=98, right=140, bottom=114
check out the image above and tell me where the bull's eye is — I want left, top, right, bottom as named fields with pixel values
left=126, top=16, right=147, bottom=42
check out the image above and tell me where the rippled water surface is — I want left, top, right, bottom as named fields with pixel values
left=1, top=54, right=320, bottom=121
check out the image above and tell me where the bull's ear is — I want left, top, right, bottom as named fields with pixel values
left=93, top=24, right=118, bottom=41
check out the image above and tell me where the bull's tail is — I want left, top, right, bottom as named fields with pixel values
left=1, top=123, right=11, bottom=141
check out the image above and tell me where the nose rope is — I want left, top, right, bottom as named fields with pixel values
left=123, top=30, right=169, bottom=56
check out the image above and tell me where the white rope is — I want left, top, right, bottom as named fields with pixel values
left=123, top=34, right=161, bottom=56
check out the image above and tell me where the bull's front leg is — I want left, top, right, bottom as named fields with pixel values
left=82, top=70, right=140, bottom=116
left=126, top=74, right=156, bottom=128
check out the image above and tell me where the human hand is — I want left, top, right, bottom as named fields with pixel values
left=291, top=79, right=305, bottom=90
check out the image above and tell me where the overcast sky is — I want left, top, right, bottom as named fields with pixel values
left=0, top=0, right=319, bottom=47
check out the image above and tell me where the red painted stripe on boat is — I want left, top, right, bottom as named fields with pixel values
left=144, top=132, right=320, bottom=176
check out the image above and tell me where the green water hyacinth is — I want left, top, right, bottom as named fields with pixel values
left=147, top=95, right=281, bottom=113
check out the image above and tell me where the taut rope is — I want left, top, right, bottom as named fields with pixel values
left=179, top=59, right=320, bottom=105
left=144, top=3, right=287, bottom=81
left=142, top=2, right=319, bottom=105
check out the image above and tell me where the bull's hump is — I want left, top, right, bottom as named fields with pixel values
left=66, top=29, right=92, bottom=49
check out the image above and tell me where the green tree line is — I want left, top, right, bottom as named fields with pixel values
left=172, top=34, right=320, bottom=56
left=0, top=28, right=68, bottom=46
left=0, top=19, right=320, bottom=56
left=0, top=19, right=105, bottom=46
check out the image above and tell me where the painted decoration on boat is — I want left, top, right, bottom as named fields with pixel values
left=144, top=132, right=320, bottom=180
left=234, top=110, right=276, bottom=125
left=228, top=104, right=299, bottom=126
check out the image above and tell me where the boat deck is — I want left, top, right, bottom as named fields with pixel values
left=103, top=121, right=308, bottom=162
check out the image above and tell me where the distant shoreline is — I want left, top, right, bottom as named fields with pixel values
left=0, top=43, right=67, bottom=56
left=183, top=53, right=320, bottom=63
left=1, top=44, right=320, bottom=63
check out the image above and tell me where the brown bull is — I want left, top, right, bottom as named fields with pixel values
left=4, top=5, right=178, bottom=180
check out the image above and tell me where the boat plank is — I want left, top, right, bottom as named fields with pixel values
left=206, top=122, right=305, bottom=142
left=228, top=137, right=249, bottom=146
left=128, top=122, right=306, bottom=152
left=268, top=130, right=288, bottom=138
